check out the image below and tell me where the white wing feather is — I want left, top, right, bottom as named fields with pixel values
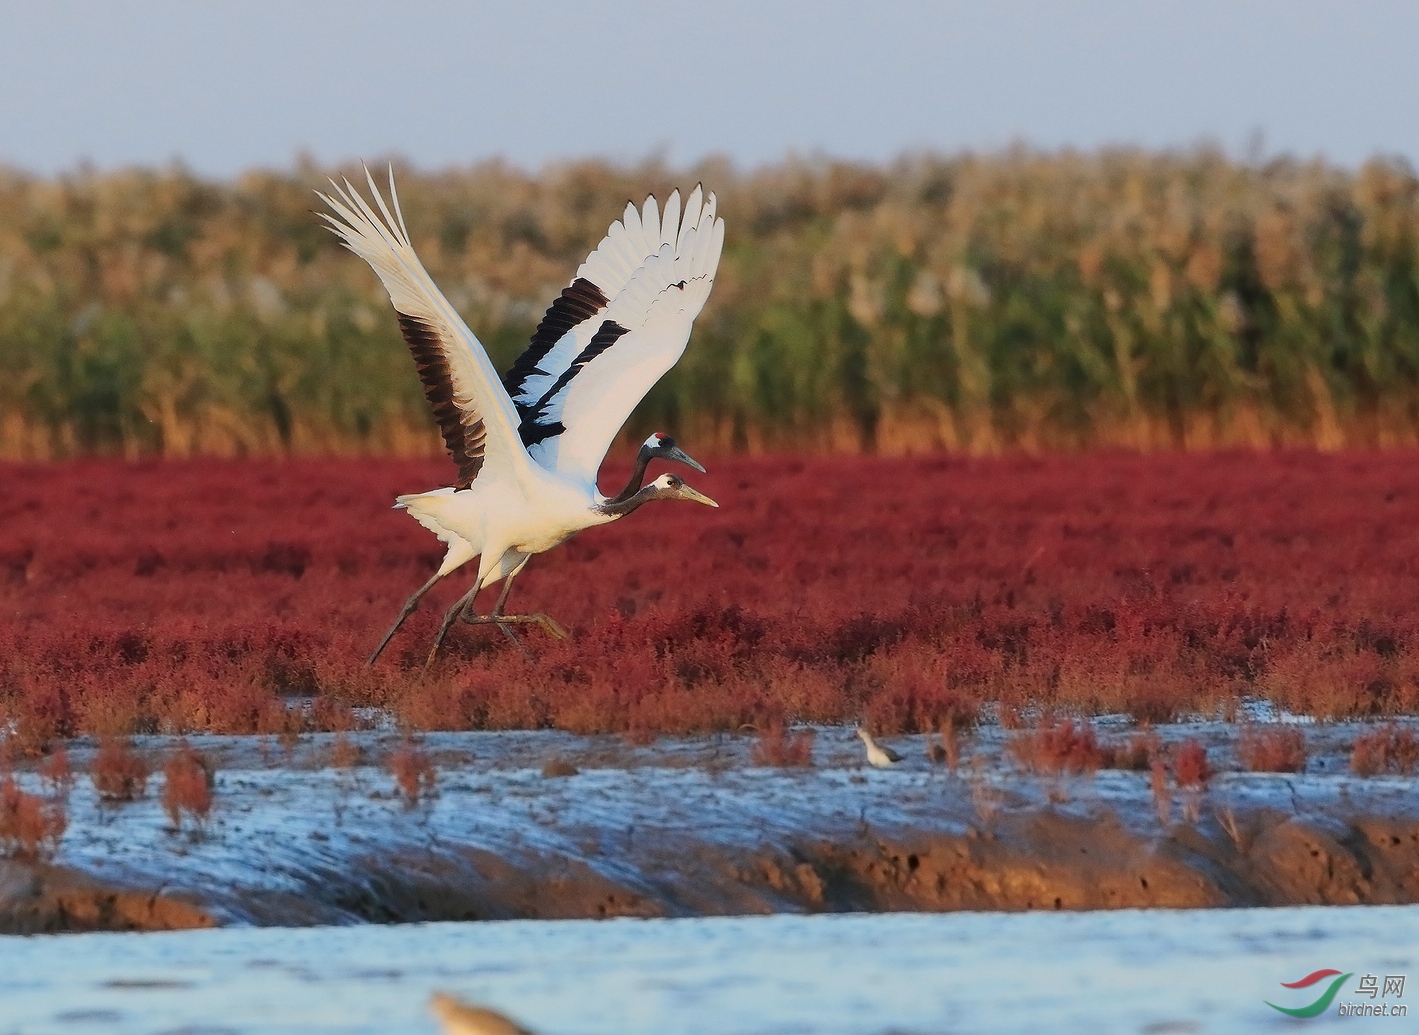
left=317, top=169, right=532, bottom=488
left=504, top=194, right=666, bottom=416
left=527, top=192, right=725, bottom=486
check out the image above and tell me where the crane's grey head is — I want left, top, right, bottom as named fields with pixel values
left=649, top=473, right=718, bottom=508
left=640, top=432, right=705, bottom=473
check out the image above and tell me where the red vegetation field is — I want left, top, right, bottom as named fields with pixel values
left=3, top=450, right=1419, bottom=747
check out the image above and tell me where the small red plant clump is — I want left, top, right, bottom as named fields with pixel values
left=1172, top=739, right=1212, bottom=790
left=90, top=737, right=151, bottom=802
left=38, top=746, right=73, bottom=797
left=0, top=774, right=66, bottom=860
left=1103, top=732, right=1160, bottom=771
left=1009, top=718, right=1105, bottom=775
left=1351, top=724, right=1419, bottom=776
left=750, top=724, right=816, bottom=767
left=389, top=740, right=437, bottom=806
left=161, top=742, right=214, bottom=830
left=1237, top=726, right=1308, bottom=773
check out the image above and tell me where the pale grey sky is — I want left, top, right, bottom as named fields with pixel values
left=0, top=0, right=1414, bottom=176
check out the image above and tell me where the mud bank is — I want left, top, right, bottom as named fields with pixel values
left=3, top=723, right=1417, bottom=931
left=0, top=861, right=215, bottom=933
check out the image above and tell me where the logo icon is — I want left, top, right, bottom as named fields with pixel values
left=1266, top=969, right=1353, bottom=1018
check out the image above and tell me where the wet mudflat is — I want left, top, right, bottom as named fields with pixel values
left=1, top=721, right=1416, bottom=931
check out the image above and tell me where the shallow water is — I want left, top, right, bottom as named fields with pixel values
left=3, top=906, right=1416, bottom=1034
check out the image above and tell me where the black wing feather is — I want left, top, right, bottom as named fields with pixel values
left=501, top=277, right=608, bottom=425
left=397, top=313, right=486, bottom=489
left=518, top=319, right=630, bottom=447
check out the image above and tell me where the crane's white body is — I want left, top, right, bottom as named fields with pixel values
left=318, top=170, right=724, bottom=640
left=398, top=468, right=611, bottom=585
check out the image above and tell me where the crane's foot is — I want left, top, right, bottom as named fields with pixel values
left=462, top=613, right=569, bottom=640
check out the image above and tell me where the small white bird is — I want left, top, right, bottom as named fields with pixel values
left=430, top=992, right=537, bottom=1035
left=320, top=170, right=725, bottom=663
left=856, top=728, right=902, bottom=767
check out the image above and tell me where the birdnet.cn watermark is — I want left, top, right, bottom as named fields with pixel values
left=1264, top=969, right=1406, bottom=1019
left=1337, top=974, right=1408, bottom=1019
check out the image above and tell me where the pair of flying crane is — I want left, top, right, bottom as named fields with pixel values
left=319, top=170, right=725, bottom=664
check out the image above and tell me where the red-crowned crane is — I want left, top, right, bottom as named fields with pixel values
left=319, top=170, right=725, bottom=663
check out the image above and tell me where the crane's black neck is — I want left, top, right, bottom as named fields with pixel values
left=594, top=481, right=664, bottom=519
left=604, top=446, right=654, bottom=506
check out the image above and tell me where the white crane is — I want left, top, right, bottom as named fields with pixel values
left=367, top=429, right=704, bottom=665
left=856, top=728, right=903, bottom=767
left=319, top=169, right=725, bottom=663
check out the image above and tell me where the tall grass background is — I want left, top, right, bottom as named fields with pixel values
left=4, top=147, right=1419, bottom=460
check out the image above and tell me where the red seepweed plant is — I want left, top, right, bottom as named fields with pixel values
left=1009, top=718, right=1106, bottom=775
left=1172, top=739, right=1213, bottom=790
left=1351, top=724, right=1419, bottom=776
left=0, top=773, right=66, bottom=860
left=389, top=738, right=437, bottom=807
left=90, top=737, right=151, bottom=802
left=1170, top=738, right=1212, bottom=823
left=5, top=451, right=1419, bottom=737
left=1237, top=725, right=1308, bottom=773
left=750, top=723, right=816, bottom=767
left=38, top=746, right=73, bottom=798
left=1104, top=731, right=1160, bottom=771
left=161, top=742, right=215, bottom=830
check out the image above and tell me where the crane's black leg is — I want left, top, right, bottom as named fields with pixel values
left=426, top=581, right=481, bottom=668
left=462, top=562, right=520, bottom=622
left=368, top=571, right=443, bottom=666
left=497, top=559, right=567, bottom=639
left=489, top=568, right=528, bottom=652
left=460, top=558, right=569, bottom=645
left=462, top=561, right=530, bottom=654
left=491, top=566, right=520, bottom=616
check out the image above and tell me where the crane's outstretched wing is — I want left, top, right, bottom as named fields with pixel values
left=502, top=191, right=690, bottom=428
left=318, top=169, right=530, bottom=489
left=506, top=187, right=724, bottom=488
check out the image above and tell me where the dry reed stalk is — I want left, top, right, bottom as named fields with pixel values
left=1150, top=760, right=1172, bottom=826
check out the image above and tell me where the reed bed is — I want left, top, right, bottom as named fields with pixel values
left=5, top=149, right=1419, bottom=460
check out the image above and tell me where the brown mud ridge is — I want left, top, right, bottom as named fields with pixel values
left=0, top=861, right=215, bottom=934
left=6, top=809, right=1417, bottom=933
left=307, top=813, right=1419, bottom=924
left=4, top=725, right=1417, bottom=933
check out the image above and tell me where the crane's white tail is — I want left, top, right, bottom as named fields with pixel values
left=395, top=489, right=480, bottom=577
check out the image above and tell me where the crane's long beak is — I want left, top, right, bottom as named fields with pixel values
left=664, top=444, right=706, bottom=473
left=681, top=485, right=719, bottom=508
